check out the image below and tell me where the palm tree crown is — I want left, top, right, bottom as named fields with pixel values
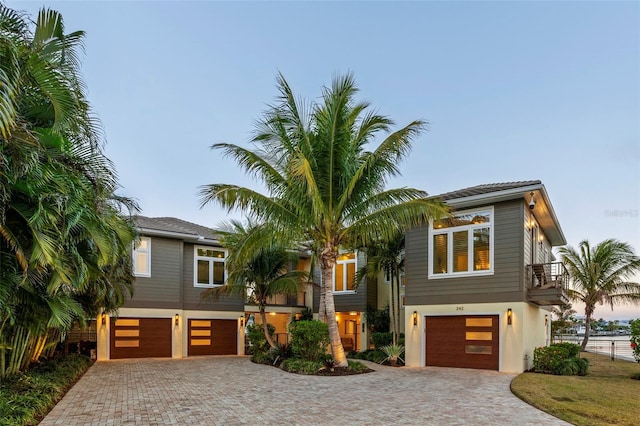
left=560, top=239, right=640, bottom=349
left=200, top=73, right=448, bottom=366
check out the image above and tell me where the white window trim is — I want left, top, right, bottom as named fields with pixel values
left=193, top=245, right=227, bottom=288
left=133, top=237, right=151, bottom=277
left=428, top=206, right=495, bottom=279
left=333, top=251, right=357, bottom=294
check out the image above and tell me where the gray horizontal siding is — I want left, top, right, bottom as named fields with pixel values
left=181, top=243, right=244, bottom=311
left=124, top=237, right=182, bottom=309
left=406, top=200, right=526, bottom=306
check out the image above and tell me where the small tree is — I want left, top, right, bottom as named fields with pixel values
left=288, top=320, right=330, bottom=361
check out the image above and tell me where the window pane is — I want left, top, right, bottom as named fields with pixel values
left=433, top=234, right=448, bottom=274
left=466, top=331, right=492, bottom=341
left=466, top=318, right=493, bottom=327
left=135, top=252, right=148, bottom=274
left=433, top=211, right=491, bottom=229
left=197, top=260, right=210, bottom=284
left=335, top=264, right=344, bottom=291
left=137, top=239, right=148, bottom=250
left=337, top=253, right=356, bottom=261
left=346, top=263, right=355, bottom=290
left=213, top=262, right=225, bottom=284
left=197, top=249, right=225, bottom=258
left=466, top=345, right=492, bottom=354
left=473, top=228, right=490, bottom=271
left=453, top=231, right=468, bottom=272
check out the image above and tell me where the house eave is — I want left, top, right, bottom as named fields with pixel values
left=138, top=227, right=221, bottom=245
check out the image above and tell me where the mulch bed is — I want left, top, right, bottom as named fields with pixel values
left=314, top=366, right=374, bottom=376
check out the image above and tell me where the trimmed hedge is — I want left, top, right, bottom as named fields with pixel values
left=288, top=320, right=329, bottom=361
left=533, top=343, right=588, bottom=376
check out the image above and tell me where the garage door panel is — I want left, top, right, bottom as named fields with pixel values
left=110, top=318, right=172, bottom=359
left=188, top=319, right=237, bottom=356
left=426, top=315, right=499, bottom=370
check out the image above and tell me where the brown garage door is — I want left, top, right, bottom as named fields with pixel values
left=188, top=319, right=237, bottom=356
left=110, top=318, right=172, bottom=359
left=425, top=315, right=499, bottom=370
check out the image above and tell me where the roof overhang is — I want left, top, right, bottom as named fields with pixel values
left=138, top=227, right=221, bottom=245
left=442, top=183, right=567, bottom=246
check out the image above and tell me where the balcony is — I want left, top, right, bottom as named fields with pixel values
left=246, top=291, right=307, bottom=308
left=526, top=262, right=570, bottom=306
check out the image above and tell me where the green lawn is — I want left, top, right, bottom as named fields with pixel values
left=511, top=352, right=640, bottom=426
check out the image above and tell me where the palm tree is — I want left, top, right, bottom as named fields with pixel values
left=0, top=5, right=137, bottom=374
left=202, top=220, right=307, bottom=349
left=200, top=73, right=448, bottom=366
left=560, top=239, right=640, bottom=350
left=362, top=231, right=405, bottom=345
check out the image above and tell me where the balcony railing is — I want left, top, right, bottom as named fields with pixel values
left=526, top=262, right=570, bottom=306
left=246, top=291, right=306, bottom=307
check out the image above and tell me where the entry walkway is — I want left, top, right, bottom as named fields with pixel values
left=41, top=356, right=568, bottom=425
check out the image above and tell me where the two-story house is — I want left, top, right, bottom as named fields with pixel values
left=96, top=216, right=313, bottom=360
left=403, top=181, right=569, bottom=372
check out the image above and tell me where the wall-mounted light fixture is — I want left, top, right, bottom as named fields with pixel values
left=362, top=322, right=365, bottom=333
left=413, top=311, right=418, bottom=326
left=507, top=308, right=513, bottom=325
left=101, top=312, right=106, bottom=326
left=545, top=315, right=548, bottom=327
left=174, top=314, right=179, bottom=326
left=239, top=316, right=245, bottom=327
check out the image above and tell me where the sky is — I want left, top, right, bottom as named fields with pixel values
left=9, top=1, right=640, bottom=320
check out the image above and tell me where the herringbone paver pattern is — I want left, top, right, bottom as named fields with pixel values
left=40, top=356, right=568, bottom=425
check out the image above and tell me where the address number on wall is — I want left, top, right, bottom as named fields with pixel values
left=456, top=306, right=464, bottom=311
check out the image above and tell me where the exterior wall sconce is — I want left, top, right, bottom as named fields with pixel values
left=174, top=314, right=179, bottom=326
left=545, top=315, right=548, bottom=327
left=507, top=308, right=513, bottom=325
left=239, top=316, right=244, bottom=327
left=362, top=322, right=365, bottom=333
left=413, top=311, right=418, bottom=326
left=101, top=313, right=106, bottom=326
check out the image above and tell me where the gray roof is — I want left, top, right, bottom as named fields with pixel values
left=436, top=180, right=542, bottom=201
left=134, top=216, right=219, bottom=241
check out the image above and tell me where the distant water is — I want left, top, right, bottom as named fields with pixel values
left=555, top=335, right=635, bottom=361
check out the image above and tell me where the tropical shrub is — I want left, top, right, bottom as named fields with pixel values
left=246, top=323, right=275, bottom=357
left=629, top=318, right=640, bottom=363
left=380, top=344, right=405, bottom=366
left=289, top=320, right=330, bottom=361
left=0, top=354, right=92, bottom=425
left=348, top=349, right=387, bottom=364
left=533, top=343, right=588, bottom=375
left=371, top=332, right=393, bottom=349
left=280, top=359, right=323, bottom=375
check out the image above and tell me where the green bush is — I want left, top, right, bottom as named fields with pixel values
left=533, top=343, right=588, bottom=375
left=280, top=358, right=323, bottom=375
left=347, top=360, right=370, bottom=373
left=0, top=354, right=92, bottom=425
left=348, top=349, right=386, bottom=363
left=288, top=320, right=329, bottom=361
left=630, top=318, right=640, bottom=363
left=371, top=332, right=393, bottom=349
left=246, top=323, right=275, bottom=355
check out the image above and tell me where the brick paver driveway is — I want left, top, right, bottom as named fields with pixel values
left=41, top=356, right=567, bottom=425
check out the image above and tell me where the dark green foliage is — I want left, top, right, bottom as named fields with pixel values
left=365, top=305, right=390, bottom=333
left=293, top=307, right=314, bottom=322
left=347, top=360, right=371, bottom=373
left=246, top=323, right=275, bottom=356
left=280, top=359, right=323, bottom=375
left=0, top=354, right=92, bottom=425
left=630, top=318, right=640, bottom=363
left=371, top=332, right=393, bottom=349
left=268, top=343, right=293, bottom=366
left=534, top=344, right=589, bottom=375
left=288, top=320, right=330, bottom=361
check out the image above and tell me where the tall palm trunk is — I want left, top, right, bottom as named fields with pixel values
left=581, top=305, right=594, bottom=351
left=259, top=305, right=277, bottom=349
left=320, top=243, right=347, bottom=367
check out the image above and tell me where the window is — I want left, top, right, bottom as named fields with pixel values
left=133, top=237, right=151, bottom=277
left=194, top=246, right=227, bottom=287
left=334, top=252, right=356, bottom=293
left=428, top=207, right=493, bottom=278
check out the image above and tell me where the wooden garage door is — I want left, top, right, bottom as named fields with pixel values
left=425, top=315, right=499, bottom=370
left=110, top=318, right=172, bottom=359
left=188, top=319, right=237, bottom=356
